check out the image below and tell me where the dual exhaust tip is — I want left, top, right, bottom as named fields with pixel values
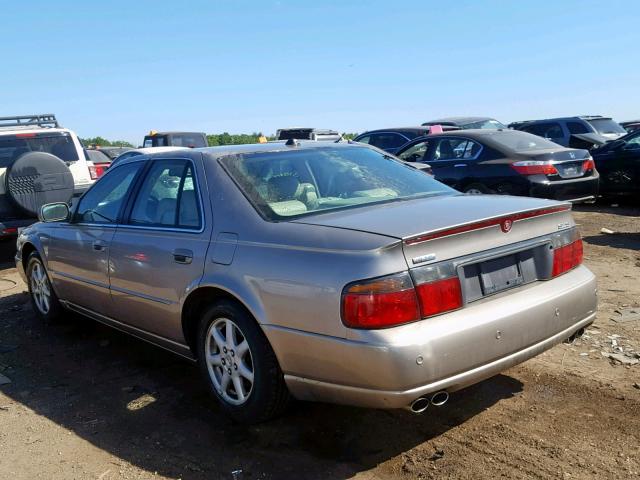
left=408, top=391, right=449, bottom=413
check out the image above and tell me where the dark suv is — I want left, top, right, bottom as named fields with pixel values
left=143, top=131, right=208, bottom=148
left=353, top=126, right=459, bottom=154
left=510, top=116, right=627, bottom=149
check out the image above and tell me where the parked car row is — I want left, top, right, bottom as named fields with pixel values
left=355, top=113, right=639, bottom=200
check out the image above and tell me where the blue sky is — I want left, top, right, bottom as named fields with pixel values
left=2, top=1, right=639, bottom=144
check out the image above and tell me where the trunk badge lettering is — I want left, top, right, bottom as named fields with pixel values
left=412, top=253, right=436, bottom=265
left=500, top=219, right=513, bottom=233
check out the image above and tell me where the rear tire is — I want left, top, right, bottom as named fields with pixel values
left=196, top=300, right=290, bottom=424
left=464, top=183, right=493, bottom=195
left=26, top=252, right=62, bottom=321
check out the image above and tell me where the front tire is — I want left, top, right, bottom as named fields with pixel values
left=197, top=300, right=290, bottom=423
left=26, top=252, right=62, bottom=321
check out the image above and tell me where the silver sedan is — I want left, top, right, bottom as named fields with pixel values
left=15, top=141, right=597, bottom=423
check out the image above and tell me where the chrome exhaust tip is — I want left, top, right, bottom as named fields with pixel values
left=430, top=391, right=449, bottom=406
left=408, top=397, right=430, bottom=413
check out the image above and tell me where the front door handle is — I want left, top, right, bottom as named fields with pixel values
left=92, top=241, right=107, bottom=251
left=173, top=249, right=193, bottom=264
left=454, top=164, right=467, bottom=167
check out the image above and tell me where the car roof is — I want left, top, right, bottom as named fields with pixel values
left=146, top=131, right=205, bottom=136
left=411, top=129, right=573, bottom=152
left=422, top=116, right=497, bottom=126
left=113, top=140, right=363, bottom=168
left=357, top=127, right=431, bottom=135
left=0, top=126, right=71, bottom=135
left=511, top=115, right=612, bottom=125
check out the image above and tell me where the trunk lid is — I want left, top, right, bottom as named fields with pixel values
left=292, top=194, right=575, bottom=266
left=516, top=148, right=595, bottom=180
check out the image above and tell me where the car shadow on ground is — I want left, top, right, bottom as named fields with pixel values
left=573, top=202, right=640, bottom=217
left=0, top=239, right=16, bottom=269
left=0, top=287, right=523, bottom=480
left=583, top=232, right=640, bottom=251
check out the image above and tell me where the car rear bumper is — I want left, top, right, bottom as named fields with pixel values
left=528, top=175, right=599, bottom=203
left=263, top=265, right=597, bottom=409
left=1, top=218, right=35, bottom=238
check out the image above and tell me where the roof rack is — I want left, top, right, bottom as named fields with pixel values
left=0, top=114, right=59, bottom=129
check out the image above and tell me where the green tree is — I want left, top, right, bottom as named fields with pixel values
left=80, top=136, right=134, bottom=148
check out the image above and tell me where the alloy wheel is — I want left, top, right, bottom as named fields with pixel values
left=205, top=318, right=254, bottom=405
left=30, top=262, right=51, bottom=315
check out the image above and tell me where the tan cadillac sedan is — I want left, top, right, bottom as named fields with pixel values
left=15, top=141, right=597, bottom=423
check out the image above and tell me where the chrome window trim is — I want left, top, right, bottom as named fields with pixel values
left=71, top=157, right=207, bottom=234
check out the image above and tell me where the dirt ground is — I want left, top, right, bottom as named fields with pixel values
left=0, top=204, right=638, bottom=480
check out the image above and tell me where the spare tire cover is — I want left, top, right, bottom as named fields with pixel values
left=5, top=152, right=75, bottom=216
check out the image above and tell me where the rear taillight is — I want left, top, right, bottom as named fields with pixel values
left=551, top=229, right=583, bottom=277
left=89, top=165, right=106, bottom=180
left=582, top=158, right=595, bottom=172
left=411, top=262, right=463, bottom=318
left=342, top=273, right=420, bottom=329
left=511, top=161, right=558, bottom=176
left=341, top=264, right=463, bottom=329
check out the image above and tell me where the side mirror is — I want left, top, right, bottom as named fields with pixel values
left=39, top=203, right=70, bottom=223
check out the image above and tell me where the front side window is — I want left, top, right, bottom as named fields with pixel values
left=624, top=133, right=640, bottom=149
left=354, top=135, right=371, bottom=144
left=220, top=146, right=454, bottom=219
left=75, top=162, right=142, bottom=224
left=129, top=159, right=201, bottom=229
left=397, top=140, right=431, bottom=162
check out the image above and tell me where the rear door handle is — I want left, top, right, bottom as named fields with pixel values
left=92, top=241, right=107, bottom=251
left=173, top=249, right=193, bottom=264
left=454, top=164, right=467, bottom=167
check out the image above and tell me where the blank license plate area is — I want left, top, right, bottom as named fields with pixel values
left=480, top=254, right=523, bottom=294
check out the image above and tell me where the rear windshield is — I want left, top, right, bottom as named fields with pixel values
left=220, top=146, right=454, bottom=219
left=144, top=134, right=206, bottom=148
left=0, top=132, right=79, bottom=168
left=277, top=129, right=313, bottom=140
left=462, top=119, right=507, bottom=129
left=586, top=119, right=626, bottom=135
left=490, top=131, right=562, bottom=151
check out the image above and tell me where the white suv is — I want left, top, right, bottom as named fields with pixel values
left=0, top=114, right=97, bottom=236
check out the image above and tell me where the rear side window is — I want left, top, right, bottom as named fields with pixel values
left=369, top=133, right=407, bottom=150
left=521, top=122, right=564, bottom=142
left=354, top=135, right=371, bottom=144
left=567, top=122, right=590, bottom=134
left=129, top=159, right=202, bottom=229
left=0, top=132, right=79, bottom=168
left=433, top=138, right=482, bottom=160
left=75, top=162, right=142, bottom=224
